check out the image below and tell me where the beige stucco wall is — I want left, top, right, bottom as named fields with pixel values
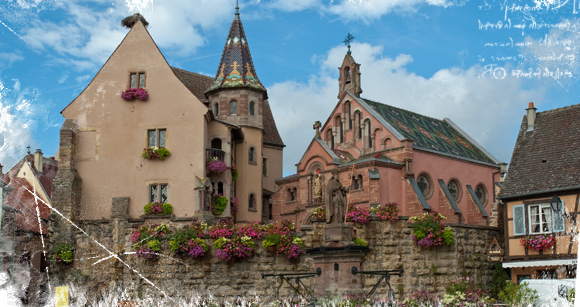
left=61, top=21, right=208, bottom=219
left=16, top=163, right=50, bottom=204
left=505, top=194, right=579, bottom=258
left=235, top=126, right=263, bottom=222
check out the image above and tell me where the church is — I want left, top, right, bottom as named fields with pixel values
left=51, top=6, right=284, bottom=244
left=271, top=45, right=506, bottom=229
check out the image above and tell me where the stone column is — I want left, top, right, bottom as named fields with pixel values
left=49, top=119, right=82, bottom=245
left=110, top=197, right=129, bottom=289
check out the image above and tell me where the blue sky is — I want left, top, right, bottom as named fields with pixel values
left=1, top=0, right=579, bottom=175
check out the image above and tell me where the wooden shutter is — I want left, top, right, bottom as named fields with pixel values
left=552, top=199, right=565, bottom=233
left=513, top=204, right=526, bottom=236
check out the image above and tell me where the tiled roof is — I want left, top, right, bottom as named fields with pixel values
left=500, top=104, right=580, bottom=198
left=362, top=98, right=496, bottom=164
left=262, top=100, right=285, bottom=147
left=171, top=67, right=214, bottom=103
left=1, top=155, right=57, bottom=234
left=205, top=7, right=265, bottom=94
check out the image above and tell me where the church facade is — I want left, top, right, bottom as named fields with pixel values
left=272, top=51, right=506, bottom=230
left=51, top=8, right=284, bottom=244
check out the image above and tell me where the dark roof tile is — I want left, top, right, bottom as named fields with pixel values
left=500, top=104, right=580, bottom=198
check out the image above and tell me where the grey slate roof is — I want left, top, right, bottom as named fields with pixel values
left=171, top=67, right=214, bottom=103
left=500, top=104, right=580, bottom=198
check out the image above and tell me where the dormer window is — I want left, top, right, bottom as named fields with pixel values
left=130, top=72, right=145, bottom=89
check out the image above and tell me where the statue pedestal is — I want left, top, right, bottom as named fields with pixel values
left=324, top=223, right=352, bottom=247
left=307, top=223, right=369, bottom=297
left=309, top=246, right=369, bottom=297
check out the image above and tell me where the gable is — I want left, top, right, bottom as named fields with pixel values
left=296, top=138, right=340, bottom=174
left=500, top=104, right=580, bottom=198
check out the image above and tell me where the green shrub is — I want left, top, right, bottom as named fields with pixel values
left=53, top=243, right=74, bottom=264
left=491, top=263, right=509, bottom=299
left=352, top=238, right=367, bottom=247
left=211, top=195, right=228, bottom=216
left=498, top=281, right=538, bottom=307
left=144, top=202, right=172, bottom=215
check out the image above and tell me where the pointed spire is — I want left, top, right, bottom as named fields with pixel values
left=205, top=2, right=266, bottom=95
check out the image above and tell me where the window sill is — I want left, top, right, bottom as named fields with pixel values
left=248, top=207, right=257, bottom=212
left=286, top=200, right=298, bottom=205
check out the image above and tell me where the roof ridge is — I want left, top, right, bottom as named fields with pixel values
left=537, top=102, right=580, bottom=115
left=362, top=97, right=444, bottom=124
left=170, top=66, right=213, bottom=79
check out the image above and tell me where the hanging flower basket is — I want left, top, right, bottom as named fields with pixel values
left=520, top=234, right=556, bottom=251
left=121, top=88, right=149, bottom=101
left=207, top=157, right=227, bottom=173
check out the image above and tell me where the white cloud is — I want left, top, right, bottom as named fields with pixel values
left=269, top=42, right=545, bottom=174
left=0, top=77, right=37, bottom=170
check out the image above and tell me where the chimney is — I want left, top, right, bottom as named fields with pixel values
left=34, top=149, right=43, bottom=173
left=526, top=102, right=537, bottom=132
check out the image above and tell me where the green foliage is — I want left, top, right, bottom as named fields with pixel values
left=168, top=222, right=207, bottom=252
left=53, top=243, right=74, bottom=264
left=565, top=287, right=575, bottom=305
left=262, top=233, right=281, bottom=249
left=498, top=281, right=538, bottom=307
left=211, top=195, right=228, bottom=216
left=146, top=239, right=161, bottom=251
left=410, top=212, right=453, bottom=248
left=442, top=227, right=454, bottom=245
left=491, top=263, right=509, bottom=299
left=232, top=168, right=238, bottom=182
left=144, top=202, right=173, bottom=215
left=352, top=238, right=367, bottom=247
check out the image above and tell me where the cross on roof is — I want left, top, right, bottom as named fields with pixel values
left=343, top=33, right=355, bottom=54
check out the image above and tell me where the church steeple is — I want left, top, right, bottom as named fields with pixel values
left=338, top=34, right=362, bottom=98
left=205, top=3, right=265, bottom=96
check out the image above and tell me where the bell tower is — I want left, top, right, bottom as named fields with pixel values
left=338, top=33, right=362, bottom=98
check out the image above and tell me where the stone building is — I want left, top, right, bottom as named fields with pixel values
left=499, top=102, right=580, bottom=283
left=272, top=50, right=506, bottom=229
left=51, top=7, right=284, bottom=245
left=1, top=149, right=57, bottom=305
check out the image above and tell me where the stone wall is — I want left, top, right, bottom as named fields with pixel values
left=50, top=211, right=499, bottom=303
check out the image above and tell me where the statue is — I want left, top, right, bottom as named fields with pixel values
left=313, top=173, right=322, bottom=200
left=325, top=169, right=348, bottom=224
left=203, top=178, right=213, bottom=212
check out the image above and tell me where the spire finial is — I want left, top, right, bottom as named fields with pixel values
left=235, top=0, right=240, bottom=19
left=343, top=33, right=355, bottom=54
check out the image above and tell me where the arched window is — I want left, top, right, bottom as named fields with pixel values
left=249, top=194, right=256, bottom=210
left=335, top=116, right=343, bottom=143
left=249, top=101, right=255, bottom=116
left=211, top=138, right=222, bottom=150
left=357, top=174, right=363, bottom=189
left=365, top=119, right=372, bottom=148
left=344, top=101, right=352, bottom=129
left=326, top=129, right=334, bottom=148
left=355, top=111, right=362, bottom=139
left=384, top=138, right=393, bottom=149
left=249, top=146, right=255, bottom=163
left=345, top=67, right=351, bottom=84
left=230, top=100, right=238, bottom=115
left=214, top=103, right=219, bottom=116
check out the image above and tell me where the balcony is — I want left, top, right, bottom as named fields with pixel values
left=206, top=148, right=225, bottom=162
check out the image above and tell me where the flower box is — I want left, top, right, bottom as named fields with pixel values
left=121, top=88, right=149, bottom=101
left=144, top=202, right=172, bottom=215
left=142, top=147, right=170, bottom=160
left=520, top=234, right=556, bottom=251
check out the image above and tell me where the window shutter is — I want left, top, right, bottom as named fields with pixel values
left=513, top=204, right=526, bottom=236
left=552, top=199, right=565, bottom=232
